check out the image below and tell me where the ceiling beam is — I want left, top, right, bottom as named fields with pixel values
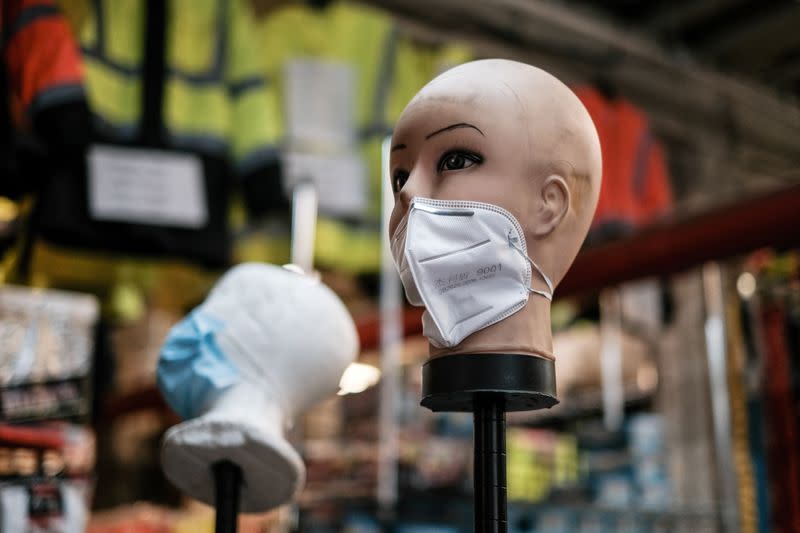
left=645, top=0, right=746, bottom=33
left=771, top=52, right=800, bottom=83
left=357, top=0, right=800, bottom=163
left=699, top=4, right=800, bottom=64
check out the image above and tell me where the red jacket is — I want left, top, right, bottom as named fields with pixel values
left=2, top=0, right=85, bottom=129
left=574, top=85, right=673, bottom=231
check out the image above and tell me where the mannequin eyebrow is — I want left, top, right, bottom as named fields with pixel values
left=425, top=122, right=484, bottom=139
left=391, top=122, right=484, bottom=152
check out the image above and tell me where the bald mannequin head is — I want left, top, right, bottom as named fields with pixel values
left=389, top=59, right=601, bottom=359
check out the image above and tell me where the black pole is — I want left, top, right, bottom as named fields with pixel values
left=473, top=395, right=507, bottom=533
left=213, top=460, right=242, bottom=533
left=420, top=353, right=557, bottom=533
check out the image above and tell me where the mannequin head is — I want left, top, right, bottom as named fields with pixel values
left=389, top=59, right=601, bottom=359
left=159, top=263, right=358, bottom=512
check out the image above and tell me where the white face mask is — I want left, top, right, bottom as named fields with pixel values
left=391, top=197, right=553, bottom=348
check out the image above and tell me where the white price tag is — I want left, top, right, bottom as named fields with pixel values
left=87, top=145, right=207, bottom=228
left=285, top=59, right=356, bottom=151
left=284, top=152, right=366, bottom=216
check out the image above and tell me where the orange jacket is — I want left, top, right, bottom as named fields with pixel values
left=2, top=0, right=85, bottom=128
left=574, top=85, right=672, bottom=231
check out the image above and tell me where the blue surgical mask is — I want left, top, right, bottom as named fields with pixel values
left=157, top=310, right=240, bottom=420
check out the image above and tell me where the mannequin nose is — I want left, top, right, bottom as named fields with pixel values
left=398, top=168, right=432, bottom=208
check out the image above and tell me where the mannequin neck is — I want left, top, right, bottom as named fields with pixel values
left=428, top=295, right=554, bottom=360
left=202, top=380, right=289, bottom=435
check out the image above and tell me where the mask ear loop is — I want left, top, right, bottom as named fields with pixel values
left=507, top=232, right=554, bottom=301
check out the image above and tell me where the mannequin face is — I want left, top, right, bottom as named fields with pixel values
left=389, top=83, right=531, bottom=225
left=389, top=59, right=601, bottom=358
left=390, top=61, right=600, bottom=288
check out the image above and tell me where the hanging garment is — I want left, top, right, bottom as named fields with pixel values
left=760, top=303, right=800, bottom=533
left=725, top=298, right=758, bottom=533
left=246, top=1, right=472, bottom=273
left=1, top=0, right=91, bottom=281
left=1, top=0, right=90, bottom=199
left=29, top=0, right=282, bottom=271
left=0, top=56, right=23, bottom=200
left=740, top=298, right=775, bottom=533
left=783, top=304, right=800, bottom=457
left=2, top=0, right=87, bottom=143
left=573, top=85, right=673, bottom=240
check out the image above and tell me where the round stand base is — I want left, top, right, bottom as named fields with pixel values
left=421, top=353, right=558, bottom=412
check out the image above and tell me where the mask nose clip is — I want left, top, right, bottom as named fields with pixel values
left=507, top=231, right=554, bottom=301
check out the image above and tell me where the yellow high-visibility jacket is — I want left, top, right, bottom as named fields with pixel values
left=246, top=1, right=472, bottom=273
left=30, top=0, right=282, bottom=317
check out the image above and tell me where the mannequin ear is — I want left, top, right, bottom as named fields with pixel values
left=532, top=174, right=570, bottom=237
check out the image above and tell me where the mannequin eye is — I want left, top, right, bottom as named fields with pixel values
left=438, top=151, right=482, bottom=173
left=392, top=169, right=410, bottom=193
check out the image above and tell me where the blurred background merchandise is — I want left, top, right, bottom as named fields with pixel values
left=1, top=0, right=799, bottom=531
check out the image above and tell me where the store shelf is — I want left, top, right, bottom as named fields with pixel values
left=507, top=388, right=654, bottom=427
left=102, top=186, right=800, bottom=419
left=356, top=185, right=800, bottom=348
left=509, top=502, right=721, bottom=524
left=0, top=424, right=65, bottom=449
left=356, top=307, right=424, bottom=353
left=559, top=184, right=800, bottom=296
left=100, top=387, right=175, bottom=424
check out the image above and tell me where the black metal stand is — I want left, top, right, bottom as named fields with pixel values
left=213, top=460, right=242, bottom=533
left=421, top=353, right=557, bottom=533
left=474, top=395, right=507, bottom=533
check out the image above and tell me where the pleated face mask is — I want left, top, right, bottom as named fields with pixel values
left=157, top=309, right=239, bottom=420
left=391, top=197, right=553, bottom=348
